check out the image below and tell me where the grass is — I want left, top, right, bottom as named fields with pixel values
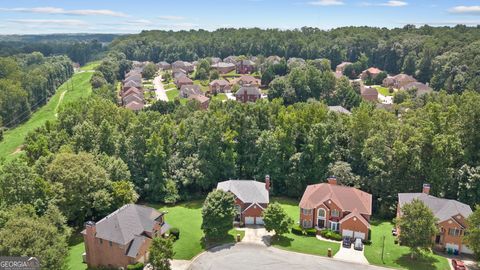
left=67, top=234, right=87, bottom=270
left=364, top=220, right=450, bottom=270
left=80, top=61, right=100, bottom=71
left=193, top=80, right=209, bottom=92
left=153, top=201, right=244, bottom=260
left=373, top=85, right=394, bottom=96
left=0, top=70, right=94, bottom=161
left=270, top=198, right=341, bottom=257
left=166, top=89, right=179, bottom=101
left=211, top=93, right=227, bottom=102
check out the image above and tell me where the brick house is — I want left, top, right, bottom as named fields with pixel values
left=180, top=84, right=202, bottom=98
left=123, top=81, right=143, bottom=92
left=123, top=73, right=142, bottom=84
left=232, top=75, right=261, bottom=87
left=209, top=79, right=231, bottom=94
left=157, top=61, right=171, bottom=70
left=216, top=177, right=270, bottom=225
left=360, top=67, right=382, bottom=81
left=382, top=74, right=417, bottom=89
left=189, top=94, right=210, bottom=110
left=361, top=86, right=379, bottom=102
left=172, top=61, right=194, bottom=73
left=397, top=184, right=473, bottom=255
left=175, top=76, right=194, bottom=89
left=235, top=85, right=262, bottom=103
left=335, top=62, right=352, bottom=74
left=299, top=177, right=372, bottom=240
left=236, top=60, right=256, bottom=74
left=211, top=62, right=236, bottom=74
left=82, top=204, right=170, bottom=269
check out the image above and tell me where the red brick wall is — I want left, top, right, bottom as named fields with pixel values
left=341, top=216, right=369, bottom=239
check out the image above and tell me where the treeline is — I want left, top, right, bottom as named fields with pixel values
left=0, top=53, right=73, bottom=128
left=110, top=26, right=480, bottom=93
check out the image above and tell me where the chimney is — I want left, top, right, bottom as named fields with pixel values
left=327, top=176, right=337, bottom=185
left=265, top=175, right=270, bottom=190
left=422, top=183, right=431, bottom=194
left=85, top=221, right=96, bottom=235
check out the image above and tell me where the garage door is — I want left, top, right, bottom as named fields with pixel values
left=245, top=217, right=255, bottom=225
left=256, top=217, right=264, bottom=225
left=342, top=230, right=353, bottom=238
left=353, top=231, right=365, bottom=240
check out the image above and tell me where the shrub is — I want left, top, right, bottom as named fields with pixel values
left=320, top=229, right=342, bottom=241
left=291, top=225, right=304, bottom=235
left=170, top=227, right=180, bottom=240
left=127, top=262, right=144, bottom=270
left=305, top=228, right=317, bottom=236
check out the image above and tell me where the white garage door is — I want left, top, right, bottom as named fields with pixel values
left=256, top=217, right=264, bottom=225
left=354, top=231, right=366, bottom=240
left=342, top=230, right=353, bottom=238
left=245, top=217, right=255, bottom=225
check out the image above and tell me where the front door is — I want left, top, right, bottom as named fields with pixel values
left=318, top=219, right=325, bottom=228
left=435, top=234, right=441, bottom=244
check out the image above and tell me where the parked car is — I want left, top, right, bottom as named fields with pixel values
left=354, top=238, right=363, bottom=251
left=342, top=237, right=351, bottom=248
left=452, top=259, right=467, bottom=270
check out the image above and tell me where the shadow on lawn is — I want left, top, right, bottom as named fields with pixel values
left=395, top=253, right=440, bottom=270
left=201, top=234, right=236, bottom=250
left=68, top=232, right=84, bottom=246
left=270, top=235, right=294, bottom=247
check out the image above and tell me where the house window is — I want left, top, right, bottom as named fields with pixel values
left=331, top=209, right=340, bottom=217
left=448, top=228, right=461, bottom=237
left=330, top=222, right=339, bottom=232
left=317, top=208, right=326, bottom=228
left=109, top=241, right=113, bottom=247
left=302, top=220, right=312, bottom=228
left=302, top=209, right=312, bottom=215
left=99, top=239, right=103, bottom=244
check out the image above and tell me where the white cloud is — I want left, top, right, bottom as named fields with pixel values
left=0, top=7, right=127, bottom=17
left=449, top=6, right=480, bottom=15
left=158, top=15, right=186, bottom=20
left=361, top=1, right=407, bottom=7
left=8, top=19, right=88, bottom=26
left=308, top=0, right=344, bottom=6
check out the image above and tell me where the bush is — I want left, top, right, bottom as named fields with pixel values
left=170, top=227, right=180, bottom=240
left=127, top=262, right=144, bottom=270
left=305, top=228, right=317, bottom=236
left=291, top=225, right=303, bottom=235
left=320, top=229, right=342, bottom=241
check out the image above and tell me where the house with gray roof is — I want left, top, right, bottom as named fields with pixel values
left=235, top=85, right=262, bottom=103
left=82, top=204, right=169, bottom=269
left=328, top=106, right=352, bottom=115
left=397, top=184, right=473, bottom=255
left=217, top=177, right=270, bottom=225
left=180, top=84, right=202, bottom=98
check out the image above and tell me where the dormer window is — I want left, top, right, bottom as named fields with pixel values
left=331, top=209, right=340, bottom=217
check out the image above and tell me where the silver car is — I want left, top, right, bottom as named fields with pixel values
left=354, top=238, right=363, bottom=251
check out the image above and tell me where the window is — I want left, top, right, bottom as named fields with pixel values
left=331, top=209, right=340, bottom=217
left=302, top=209, right=312, bottom=215
left=318, top=208, right=326, bottom=218
left=303, top=220, right=312, bottom=228
left=109, top=241, right=113, bottom=247
left=448, top=228, right=461, bottom=237
left=99, top=239, right=103, bottom=244
left=330, top=222, right=339, bottom=231
left=317, top=208, right=326, bottom=228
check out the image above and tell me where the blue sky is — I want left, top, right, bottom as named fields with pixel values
left=0, top=0, right=479, bottom=34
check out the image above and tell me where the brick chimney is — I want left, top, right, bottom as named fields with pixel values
left=422, top=183, right=431, bottom=194
left=327, top=176, right=337, bottom=185
left=84, top=221, right=97, bottom=267
left=265, top=175, right=270, bottom=190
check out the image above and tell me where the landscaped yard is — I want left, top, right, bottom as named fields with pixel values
left=166, top=89, right=179, bottom=101
left=373, top=85, right=394, bottom=96
left=270, top=198, right=341, bottom=257
left=80, top=61, right=101, bottom=71
left=365, top=220, right=450, bottom=270
left=211, top=93, right=227, bottom=102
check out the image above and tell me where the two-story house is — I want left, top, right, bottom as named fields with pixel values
left=299, top=177, right=372, bottom=240
left=82, top=204, right=170, bottom=269
left=209, top=79, right=231, bottom=94
left=216, top=176, right=270, bottom=225
left=397, top=184, right=473, bottom=255
left=235, top=85, right=262, bottom=103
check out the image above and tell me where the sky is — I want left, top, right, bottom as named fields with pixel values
left=0, top=0, right=479, bottom=34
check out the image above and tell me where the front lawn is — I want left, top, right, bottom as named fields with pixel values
left=67, top=234, right=87, bottom=270
left=270, top=198, right=341, bottom=257
left=166, top=89, right=179, bottom=101
left=373, top=85, right=394, bottom=96
left=154, top=201, right=244, bottom=260
left=365, top=220, right=450, bottom=270
left=211, top=93, right=227, bottom=102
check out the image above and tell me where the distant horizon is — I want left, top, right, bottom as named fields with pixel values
left=0, top=0, right=479, bottom=34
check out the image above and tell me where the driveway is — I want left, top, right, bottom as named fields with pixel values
left=238, top=225, right=273, bottom=246
left=188, top=244, right=391, bottom=270
left=334, top=245, right=369, bottom=265
left=225, top=93, right=236, bottom=100
left=153, top=75, right=168, bottom=101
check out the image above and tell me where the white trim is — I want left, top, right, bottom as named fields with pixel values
left=242, top=202, right=265, bottom=213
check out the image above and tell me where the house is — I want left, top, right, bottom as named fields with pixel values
left=157, top=61, right=171, bottom=70
left=397, top=184, right=473, bottom=255
left=361, top=86, right=379, bottom=102
left=210, top=57, right=222, bottom=64
left=123, top=80, right=143, bottom=92
left=216, top=176, right=270, bottom=225
left=235, top=85, right=262, bottom=103
left=211, top=62, right=236, bottom=74
left=189, top=94, right=210, bottom=109
left=180, top=84, right=202, bottom=98
left=336, top=62, right=353, bottom=74
left=236, top=59, right=256, bottom=74
left=360, top=67, right=382, bottom=80
left=328, top=106, right=352, bottom=115
left=124, top=101, right=144, bottom=111
left=82, top=204, right=169, bottom=269
left=287, top=57, right=306, bottom=67
left=400, top=82, right=433, bottom=96
left=172, top=68, right=187, bottom=79
left=232, top=75, right=261, bottom=87
left=125, top=70, right=141, bottom=78
left=299, top=177, right=372, bottom=240
left=266, top=55, right=282, bottom=65
left=123, top=93, right=144, bottom=106
left=175, top=76, right=193, bottom=88
left=172, top=61, right=194, bottom=73
left=223, top=56, right=238, bottom=65
left=124, top=74, right=142, bottom=84
left=122, top=87, right=143, bottom=98
left=383, top=74, right=417, bottom=89
left=209, top=79, right=231, bottom=94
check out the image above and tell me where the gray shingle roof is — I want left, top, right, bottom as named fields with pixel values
left=126, top=235, right=147, bottom=258
left=328, top=106, right=352, bottom=115
left=398, top=193, right=472, bottom=222
left=235, top=86, right=261, bottom=96
left=94, top=204, right=164, bottom=245
left=217, top=180, right=269, bottom=204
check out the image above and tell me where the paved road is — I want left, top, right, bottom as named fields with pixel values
left=153, top=75, right=168, bottom=101
left=188, top=244, right=391, bottom=270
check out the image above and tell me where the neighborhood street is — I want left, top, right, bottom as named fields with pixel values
left=153, top=74, right=168, bottom=101
left=188, top=243, right=392, bottom=270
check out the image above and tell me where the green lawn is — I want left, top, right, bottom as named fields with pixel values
left=67, top=234, right=87, bottom=270
left=211, top=93, right=227, bottom=102
left=365, top=220, right=450, bottom=270
left=80, top=61, right=100, bottom=71
left=0, top=70, right=94, bottom=161
left=166, top=89, right=179, bottom=101
left=373, top=85, right=394, bottom=96
left=193, top=80, right=209, bottom=92
left=270, top=198, right=341, bottom=257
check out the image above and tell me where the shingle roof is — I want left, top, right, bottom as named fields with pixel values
left=125, top=101, right=144, bottom=111
left=212, top=62, right=235, bottom=68
left=126, top=235, right=147, bottom=258
left=361, top=86, right=378, bottom=96
left=398, top=193, right=472, bottom=223
left=123, top=80, right=142, bottom=88
left=93, top=204, right=164, bottom=245
left=299, top=183, right=372, bottom=216
left=209, top=79, right=230, bottom=87
left=189, top=94, right=210, bottom=104
left=217, top=180, right=269, bottom=204
left=123, top=94, right=144, bottom=105
left=328, top=106, right=352, bottom=115
left=400, top=82, right=433, bottom=95
left=365, top=67, right=382, bottom=74
left=339, top=209, right=370, bottom=228
left=180, top=84, right=202, bottom=97
left=235, top=86, right=261, bottom=96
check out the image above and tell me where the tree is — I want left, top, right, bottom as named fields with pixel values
left=262, top=202, right=293, bottom=236
left=195, top=68, right=208, bottom=80
left=261, top=67, right=275, bottom=86
left=143, top=62, right=158, bottom=79
left=149, top=237, right=174, bottom=270
left=209, top=69, right=219, bottom=80
left=201, top=190, right=236, bottom=239
left=402, top=52, right=417, bottom=76
left=397, top=199, right=438, bottom=258
left=327, top=161, right=360, bottom=187
left=465, top=205, right=480, bottom=258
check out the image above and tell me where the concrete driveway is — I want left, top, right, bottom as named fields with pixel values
left=238, top=226, right=274, bottom=246
left=334, top=245, right=369, bottom=264
left=188, top=244, right=391, bottom=270
left=153, top=75, right=168, bottom=101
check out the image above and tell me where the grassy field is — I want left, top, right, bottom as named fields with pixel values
left=270, top=198, right=341, bottom=257
left=166, top=89, right=179, bottom=101
left=0, top=70, right=94, bottom=161
left=373, top=85, right=394, bottom=96
left=80, top=61, right=101, bottom=71
left=364, top=220, right=450, bottom=270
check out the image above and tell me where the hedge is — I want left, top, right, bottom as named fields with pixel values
left=127, top=263, right=144, bottom=270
